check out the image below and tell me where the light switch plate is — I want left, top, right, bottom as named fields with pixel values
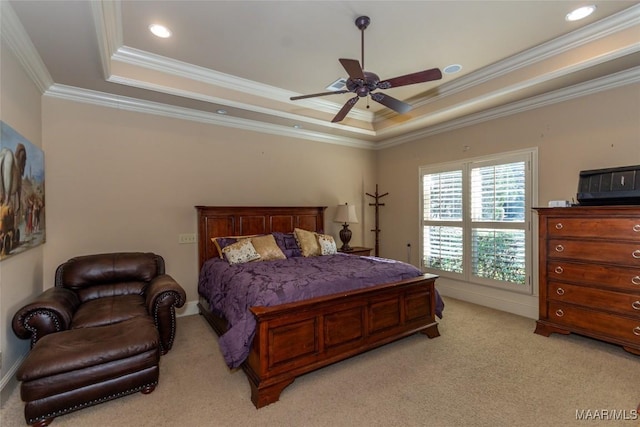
left=178, top=233, right=196, bottom=244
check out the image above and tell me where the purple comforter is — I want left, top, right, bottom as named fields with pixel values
left=198, top=254, right=444, bottom=368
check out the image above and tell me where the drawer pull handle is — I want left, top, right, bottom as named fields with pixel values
left=634, top=327, right=640, bottom=336
left=634, top=224, right=640, bottom=233
left=633, top=250, right=640, bottom=259
left=554, top=266, right=564, bottom=274
left=555, top=309, right=564, bottom=317
left=555, top=223, right=563, bottom=230
left=633, top=301, right=640, bottom=310
left=556, top=288, right=565, bottom=296
left=555, top=245, right=564, bottom=253
left=632, top=276, right=640, bottom=285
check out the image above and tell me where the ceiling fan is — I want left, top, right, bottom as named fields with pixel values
left=290, top=16, right=443, bottom=123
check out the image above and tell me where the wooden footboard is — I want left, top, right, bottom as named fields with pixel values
left=199, top=273, right=439, bottom=408
left=195, top=206, right=440, bottom=408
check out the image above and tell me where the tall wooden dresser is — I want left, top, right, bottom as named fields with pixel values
left=534, top=206, right=640, bottom=355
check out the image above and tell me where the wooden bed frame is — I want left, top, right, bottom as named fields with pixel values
left=196, top=206, right=440, bottom=408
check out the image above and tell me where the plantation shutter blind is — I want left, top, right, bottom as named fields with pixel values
left=422, top=170, right=463, bottom=273
left=470, top=161, right=526, bottom=285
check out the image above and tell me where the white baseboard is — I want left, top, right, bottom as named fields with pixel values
left=177, top=300, right=199, bottom=317
left=436, top=279, right=538, bottom=319
left=0, top=355, right=24, bottom=405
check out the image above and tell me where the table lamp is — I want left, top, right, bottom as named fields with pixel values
left=334, top=203, right=359, bottom=251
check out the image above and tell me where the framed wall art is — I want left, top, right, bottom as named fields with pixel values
left=0, top=121, right=45, bottom=260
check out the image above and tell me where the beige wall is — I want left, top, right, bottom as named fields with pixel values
left=0, top=39, right=44, bottom=402
left=377, top=83, right=640, bottom=317
left=41, top=97, right=377, bottom=309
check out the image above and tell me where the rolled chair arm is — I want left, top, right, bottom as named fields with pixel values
left=145, top=274, right=186, bottom=355
left=12, top=287, right=80, bottom=347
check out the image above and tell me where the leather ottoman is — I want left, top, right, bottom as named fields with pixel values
left=17, top=316, right=160, bottom=426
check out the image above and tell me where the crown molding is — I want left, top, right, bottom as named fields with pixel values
left=418, top=4, right=640, bottom=107
left=109, top=4, right=640, bottom=128
left=376, top=42, right=640, bottom=139
left=376, top=3, right=640, bottom=123
left=43, top=84, right=375, bottom=150
left=6, top=0, right=639, bottom=152
left=111, top=46, right=375, bottom=123
left=376, top=66, right=640, bottom=150
left=96, top=0, right=374, bottom=123
left=90, top=0, right=122, bottom=79
left=106, top=74, right=375, bottom=137
left=0, top=1, right=53, bottom=93
left=44, top=65, right=639, bottom=154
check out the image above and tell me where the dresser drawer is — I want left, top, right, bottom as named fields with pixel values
left=548, top=301, right=640, bottom=345
left=546, top=217, right=640, bottom=241
left=548, top=239, right=640, bottom=266
left=548, top=282, right=640, bottom=316
left=547, top=260, right=640, bottom=292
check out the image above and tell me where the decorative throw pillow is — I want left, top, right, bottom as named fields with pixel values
left=222, top=239, right=261, bottom=265
left=317, top=234, right=337, bottom=255
left=272, top=232, right=302, bottom=257
left=212, top=235, right=258, bottom=258
left=294, top=228, right=321, bottom=257
left=250, top=234, right=286, bottom=261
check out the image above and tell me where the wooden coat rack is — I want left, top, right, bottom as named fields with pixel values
left=366, top=184, right=388, bottom=257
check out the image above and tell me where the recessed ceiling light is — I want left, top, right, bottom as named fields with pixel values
left=293, top=124, right=302, bottom=129
left=216, top=109, right=228, bottom=115
left=565, top=5, right=596, bottom=22
left=443, top=64, right=462, bottom=74
left=149, top=24, right=172, bottom=38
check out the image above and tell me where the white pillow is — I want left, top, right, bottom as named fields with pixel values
left=317, top=234, right=337, bottom=255
left=222, top=239, right=261, bottom=265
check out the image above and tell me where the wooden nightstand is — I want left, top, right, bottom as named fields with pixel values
left=338, top=246, right=372, bottom=256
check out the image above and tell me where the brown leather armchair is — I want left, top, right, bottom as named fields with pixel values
left=13, top=252, right=186, bottom=354
left=12, top=252, right=186, bottom=426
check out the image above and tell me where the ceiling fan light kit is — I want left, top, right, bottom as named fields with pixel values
left=290, top=16, right=442, bottom=123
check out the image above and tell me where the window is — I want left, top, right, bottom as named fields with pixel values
left=420, top=149, right=536, bottom=293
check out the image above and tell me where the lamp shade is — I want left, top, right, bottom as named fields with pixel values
left=334, top=204, right=359, bottom=224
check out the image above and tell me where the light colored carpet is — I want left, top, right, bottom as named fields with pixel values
left=2, top=297, right=639, bottom=427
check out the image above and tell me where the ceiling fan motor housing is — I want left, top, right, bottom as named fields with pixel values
left=346, top=71, right=380, bottom=97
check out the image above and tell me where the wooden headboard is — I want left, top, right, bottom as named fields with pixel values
left=195, top=206, right=326, bottom=271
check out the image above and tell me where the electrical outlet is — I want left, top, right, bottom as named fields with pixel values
left=178, top=233, right=196, bottom=244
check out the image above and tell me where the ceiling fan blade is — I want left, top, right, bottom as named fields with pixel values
left=339, top=58, right=365, bottom=81
left=331, top=96, right=359, bottom=123
left=290, top=90, right=349, bottom=101
left=371, top=92, right=412, bottom=114
left=377, top=68, right=442, bottom=89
